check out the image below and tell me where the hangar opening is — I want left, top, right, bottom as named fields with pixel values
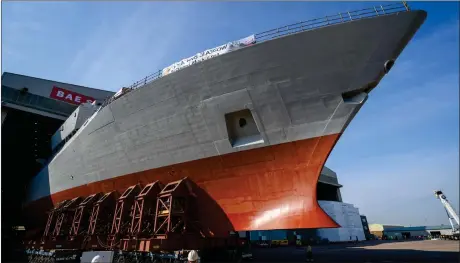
left=1, top=72, right=114, bottom=259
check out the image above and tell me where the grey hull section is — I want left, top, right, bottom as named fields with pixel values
left=27, top=10, right=426, bottom=203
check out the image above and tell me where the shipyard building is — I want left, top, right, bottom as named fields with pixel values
left=369, top=224, right=455, bottom=239
left=1, top=72, right=114, bottom=253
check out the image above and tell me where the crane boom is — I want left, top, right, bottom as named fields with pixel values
left=434, top=190, right=459, bottom=233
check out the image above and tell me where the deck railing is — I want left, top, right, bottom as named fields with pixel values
left=254, top=2, right=410, bottom=42
left=101, top=1, right=410, bottom=108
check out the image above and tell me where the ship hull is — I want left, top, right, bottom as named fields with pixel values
left=24, top=10, right=426, bottom=232
left=27, top=133, right=342, bottom=234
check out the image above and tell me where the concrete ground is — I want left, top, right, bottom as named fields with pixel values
left=250, top=240, right=460, bottom=262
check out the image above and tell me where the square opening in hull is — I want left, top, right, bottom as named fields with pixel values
left=225, top=109, right=264, bottom=148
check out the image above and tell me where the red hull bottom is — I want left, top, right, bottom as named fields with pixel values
left=25, top=133, right=341, bottom=235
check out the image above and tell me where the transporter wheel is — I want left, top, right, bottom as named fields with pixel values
left=138, top=254, right=153, bottom=263
left=127, top=254, right=138, bottom=263
left=113, top=253, right=125, bottom=263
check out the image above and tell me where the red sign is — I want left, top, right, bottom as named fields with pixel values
left=50, top=86, right=95, bottom=105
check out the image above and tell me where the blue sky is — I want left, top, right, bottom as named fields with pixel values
left=2, top=2, right=459, bottom=226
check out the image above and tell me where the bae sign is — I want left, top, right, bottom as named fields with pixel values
left=50, top=86, right=95, bottom=105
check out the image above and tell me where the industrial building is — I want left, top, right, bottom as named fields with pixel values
left=1, top=72, right=114, bottom=256
left=369, top=224, right=454, bottom=239
left=245, top=167, right=368, bottom=243
left=368, top=224, right=402, bottom=239
left=1, top=72, right=114, bottom=223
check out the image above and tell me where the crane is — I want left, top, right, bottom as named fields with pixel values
left=434, top=190, right=459, bottom=240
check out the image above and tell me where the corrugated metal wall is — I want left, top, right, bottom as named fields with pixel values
left=317, top=201, right=366, bottom=242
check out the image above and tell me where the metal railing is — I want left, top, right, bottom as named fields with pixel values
left=127, top=70, right=163, bottom=91
left=1, top=85, right=75, bottom=117
left=101, top=1, right=410, bottom=108
left=100, top=70, right=163, bottom=108
left=255, top=2, right=410, bottom=42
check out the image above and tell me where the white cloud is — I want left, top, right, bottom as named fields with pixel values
left=2, top=2, right=200, bottom=90
left=1, top=2, right=79, bottom=74
left=339, top=147, right=459, bottom=226
left=66, top=3, right=200, bottom=91
left=2, top=3, right=44, bottom=56
left=342, top=72, right=458, bottom=142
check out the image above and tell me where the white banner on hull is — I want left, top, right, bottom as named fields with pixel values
left=162, top=35, right=256, bottom=76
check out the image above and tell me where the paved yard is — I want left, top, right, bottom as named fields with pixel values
left=251, top=240, right=460, bottom=262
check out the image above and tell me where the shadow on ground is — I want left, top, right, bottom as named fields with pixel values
left=251, top=240, right=460, bottom=263
left=318, top=239, right=426, bottom=248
